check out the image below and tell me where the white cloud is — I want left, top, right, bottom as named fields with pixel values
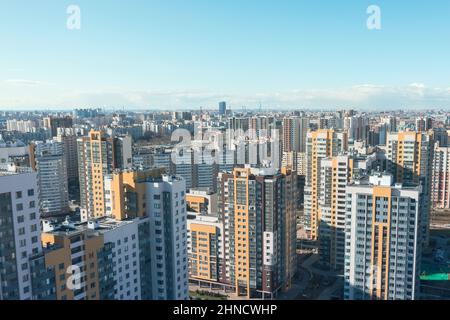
left=3, top=79, right=51, bottom=86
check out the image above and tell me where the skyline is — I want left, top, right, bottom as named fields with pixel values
left=1, top=0, right=450, bottom=109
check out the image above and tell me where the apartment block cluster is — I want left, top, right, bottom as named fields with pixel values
left=0, top=106, right=449, bottom=300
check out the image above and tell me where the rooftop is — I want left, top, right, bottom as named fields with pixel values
left=42, top=216, right=143, bottom=238
left=0, top=164, right=33, bottom=176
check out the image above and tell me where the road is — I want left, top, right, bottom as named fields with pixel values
left=302, top=254, right=338, bottom=277
left=279, top=253, right=344, bottom=300
left=317, top=278, right=343, bottom=300
left=277, top=255, right=312, bottom=300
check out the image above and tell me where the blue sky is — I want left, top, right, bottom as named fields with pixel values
left=1, top=0, right=450, bottom=110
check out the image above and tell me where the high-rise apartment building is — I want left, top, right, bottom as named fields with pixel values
left=304, top=129, right=348, bottom=240
left=187, top=214, right=224, bottom=283
left=30, top=141, right=69, bottom=217
left=386, top=131, right=433, bottom=244
left=145, top=174, right=189, bottom=300
left=0, top=140, right=30, bottom=166
left=38, top=170, right=188, bottom=301
left=41, top=217, right=144, bottom=300
left=432, top=128, right=449, bottom=148
left=249, top=116, right=275, bottom=139
left=216, top=167, right=296, bottom=299
left=282, top=151, right=307, bottom=209
left=431, top=143, right=450, bottom=209
left=173, top=148, right=194, bottom=190
left=282, top=151, right=306, bottom=175
left=344, top=115, right=369, bottom=142
left=105, top=170, right=188, bottom=299
left=77, top=131, right=132, bottom=222
left=317, top=154, right=376, bottom=270
left=55, top=128, right=79, bottom=187
left=282, top=117, right=310, bottom=153
left=0, top=166, right=42, bottom=300
left=344, top=173, right=423, bottom=300
left=114, top=135, right=133, bottom=170
left=104, top=168, right=165, bottom=220
left=228, top=117, right=250, bottom=134
left=186, top=188, right=218, bottom=214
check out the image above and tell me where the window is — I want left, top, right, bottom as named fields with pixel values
left=17, top=215, right=25, bottom=223
left=27, top=189, right=34, bottom=196
left=16, top=203, right=23, bottom=211
left=29, top=201, right=35, bottom=208
left=16, top=191, right=22, bottom=199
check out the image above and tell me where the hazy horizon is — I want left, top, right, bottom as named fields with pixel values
left=1, top=1, right=450, bottom=110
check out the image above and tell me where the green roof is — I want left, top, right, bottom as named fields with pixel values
left=420, top=273, right=450, bottom=281
left=420, top=263, right=450, bottom=281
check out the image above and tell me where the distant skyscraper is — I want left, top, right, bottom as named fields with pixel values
left=219, top=101, right=227, bottom=116
left=6, top=119, right=36, bottom=133
left=415, top=116, right=433, bottom=132
left=43, top=116, right=73, bottom=137
left=344, top=173, right=423, bottom=300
